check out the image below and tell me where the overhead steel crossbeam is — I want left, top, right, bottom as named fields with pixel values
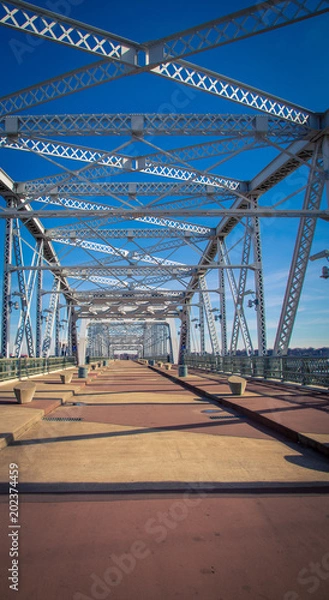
left=69, top=274, right=170, bottom=291
left=75, top=290, right=184, bottom=306
left=70, top=273, right=182, bottom=288
left=53, top=239, right=203, bottom=268
left=134, top=137, right=268, bottom=168
left=1, top=207, right=327, bottom=219
left=0, top=58, right=135, bottom=117
left=84, top=306, right=179, bottom=317
left=45, top=227, right=214, bottom=240
left=73, top=290, right=184, bottom=299
left=152, top=59, right=312, bottom=124
left=146, top=0, right=329, bottom=61
left=27, top=188, right=239, bottom=215
left=53, top=237, right=184, bottom=266
left=22, top=196, right=212, bottom=235
left=0, top=0, right=139, bottom=61
left=2, top=0, right=325, bottom=65
left=0, top=0, right=323, bottom=122
left=2, top=113, right=312, bottom=137
left=0, top=136, right=241, bottom=191
left=47, top=229, right=208, bottom=261
left=19, top=181, right=238, bottom=197
left=8, top=264, right=256, bottom=275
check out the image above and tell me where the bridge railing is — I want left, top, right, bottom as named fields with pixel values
left=184, top=354, right=329, bottom=389
left=0, top=356, right=76, bottom=382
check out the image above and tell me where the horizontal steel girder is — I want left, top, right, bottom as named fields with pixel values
left=2, top=113, right=312, bottom=137
left=7, top=264, right=257, bottom=276
left=1, top=208, right=328, bottom=219
left=20, top=181, right=244, bottom=197
left=46, top=227, right=213, bottom=239
left=0, top=1, right=323, bottom=122
left=26, top=197, right=212, bottom=235
left=1, top=136, right=240, bottom=191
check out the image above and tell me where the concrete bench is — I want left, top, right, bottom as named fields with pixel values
left=164, top=363, right=172, bottom=370
left=13, top=382, right=37, bottom=404
left=59, top=372, right=73, bottom=384
left=91, top=364, right=96, bottom=371
left=227, top=375, right=246, bottom=396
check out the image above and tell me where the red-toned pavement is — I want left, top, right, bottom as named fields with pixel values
left=154, top=365, right=329, bottom=457
left=1, top=493, right=329, bottom=600
left=0, top=360, right=329, bottom=600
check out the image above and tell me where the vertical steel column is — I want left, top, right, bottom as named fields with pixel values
left=67, top=300, right=73, bottom=356
left=187, top=301, right=192, bottom=354
left=251, top=197, right=267, bottom=356
left=142, top=322, right=147, bottom=357
left=35, top=239, right=43, bottom=358
left=220, top=239, right=253, bottom=355
left=161, top=323, right=166, bottom=357
left=71, top=307, right=78, bottom=361
left=217, top=238, right=228, bottom=356
left=55, top=302, right=60, bottom=357
left=230, top=218, right=253, bottom=355
left=178, top=301, right=190, bottom=364
left=1, top=198, right=14, bottom=358
left=77, top=317, right=89, bottom=365
left=199, top=292, right=205, bottom=355
left=42, top=277, right=60, bottom=357
left=199, top=276, right=220, bottom=354
left=274, top=142, right=324, bottom=355
left=13, top=221, right=36, bottom=357
left=165, top=318, right=177, bottom=363
left=157, top=324, right=162, bottom=356
left=323, top=135, right=329, bottom=208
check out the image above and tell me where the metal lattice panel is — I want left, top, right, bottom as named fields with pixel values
left=0, top=1, right=327, bottom=360
left=2, top=113, right=312, bottom=138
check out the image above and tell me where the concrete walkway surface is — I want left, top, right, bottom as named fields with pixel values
left=153, top=364, right=329, bottom=458
left=0, top=366, right=87, bottom=450
left=0, top=360, right=328, bottom=600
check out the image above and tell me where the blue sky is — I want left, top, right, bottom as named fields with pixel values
left=0, top=0, right=328, bottom=351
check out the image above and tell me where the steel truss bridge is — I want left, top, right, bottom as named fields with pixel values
left=0, top=0, right=328, bottom=364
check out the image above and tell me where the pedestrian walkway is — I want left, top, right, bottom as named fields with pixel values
left=0, top=366, right=84, bottom=450
left=153, top=364, right=329, bottom=457
left=0, top=360, right=328, bottom=600
left=1, top=360, right=329, bottom=492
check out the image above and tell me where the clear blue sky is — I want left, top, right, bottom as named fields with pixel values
left=0, top=0, right=328, bottom=351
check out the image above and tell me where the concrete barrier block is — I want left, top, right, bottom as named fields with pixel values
left=13, top=383, right=37, bottom=404
left=60, top=372, right=73, bottom=384
left=228, top=375, right=246, bottom=396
